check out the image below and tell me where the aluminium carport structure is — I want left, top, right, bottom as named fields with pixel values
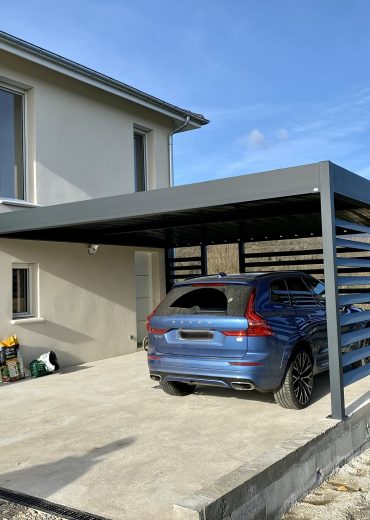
left=0, top=160, right=370, bottom=420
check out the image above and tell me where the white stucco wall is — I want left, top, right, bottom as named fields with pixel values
left=0, top=238, right=165, bottom=368
left=0, top=50, right=174, bottom=208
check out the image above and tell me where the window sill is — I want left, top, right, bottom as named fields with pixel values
left=10, top=317, right=45, bottom=325
left=0, top=199, right=40, bottom=208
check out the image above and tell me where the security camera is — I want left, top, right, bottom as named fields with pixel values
left=87, top=244, right=99, bottom=255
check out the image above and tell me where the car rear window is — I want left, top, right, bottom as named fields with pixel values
left=154, top=284, right=252, bottom=317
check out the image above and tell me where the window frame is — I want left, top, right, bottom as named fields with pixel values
left=269, top=278, right=292, bottom=306
left=285, top=276, right=318, bottom=308
left=0, top=82, right=27, bottom=202
left=12, top=263, right=34, bottom=319
left=302, top=275, right=326, bottom=307
left=133, top=129, right=148, bottom=192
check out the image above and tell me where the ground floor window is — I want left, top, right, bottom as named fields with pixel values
left=12, top=264, right=35, bottom=318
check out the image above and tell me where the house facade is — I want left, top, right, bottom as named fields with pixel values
left=0, top=32, right=208, bottom=367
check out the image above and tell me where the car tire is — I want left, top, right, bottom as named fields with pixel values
left=160, top=380, right=196, bottom=396
left=274, top=348, right=314, bottom=409
left=142, top=336, right=149, bottom=351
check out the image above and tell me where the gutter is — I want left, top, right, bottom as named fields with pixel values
left=0, top=31, right=209, bottom=127
left=168, top=116, right=191, bottom=187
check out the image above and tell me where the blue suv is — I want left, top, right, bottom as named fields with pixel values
left=146, top=272, right=364, bottom=409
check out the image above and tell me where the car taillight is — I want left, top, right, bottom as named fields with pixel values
left=146, top=326, right=169, bottom=335
left=245, top=289, right=273, bottom=336
left=222, top=330, right=248, bottom=336
left=145, top=300, right=168, bottom=335
left=148, top=355, right=160, bottom=360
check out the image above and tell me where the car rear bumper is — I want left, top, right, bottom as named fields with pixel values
left=148, top=353, right=282, bottom=392
left=150, top=371, right=258, bottom=390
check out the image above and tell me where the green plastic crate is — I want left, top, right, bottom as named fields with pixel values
left=30, top=360, right=50, bottom=378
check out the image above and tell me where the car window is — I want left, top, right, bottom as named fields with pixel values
left=154, top=284, right=252, bottom=317
left=303, top=277, right=326, bottom=305
left=285, top=277, right=317, bottom=307
left=270, top=279, right=291, bottom=305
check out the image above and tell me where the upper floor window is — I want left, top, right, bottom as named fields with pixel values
left=134, top=131, right=146, bottom=192
left=0, top=86, right=25, bottom=200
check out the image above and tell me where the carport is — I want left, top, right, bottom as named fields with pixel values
left=0, top=160, right=370, bottom=420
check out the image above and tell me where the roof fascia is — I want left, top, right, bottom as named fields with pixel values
left=0, top=162, right=322, bottom=235
left=0, top=33, right=207, bottom=128
left=330, top=162, right=370, bottom=208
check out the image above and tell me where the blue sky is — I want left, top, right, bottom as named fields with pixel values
left=1, top=0, right=370, bottom=185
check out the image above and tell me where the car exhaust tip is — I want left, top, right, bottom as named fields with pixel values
left=150, top=375, right=161, bottom=382
left=230, top=381, right=255, bottom=391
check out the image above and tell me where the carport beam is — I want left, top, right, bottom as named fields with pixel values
left=320, top=163, right=345, bottom=420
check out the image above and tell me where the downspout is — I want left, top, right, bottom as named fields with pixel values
left=168, top=116, right=190, bottom=187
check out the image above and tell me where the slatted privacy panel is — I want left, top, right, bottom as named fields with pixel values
left=165, top=245, right=208, bottom=291
left=240, top=244, right=325, bottom=277
left=335, top=218, right=370, bottom=387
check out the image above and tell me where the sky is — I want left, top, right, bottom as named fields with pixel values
left=1, top=0, right=370, bottom=185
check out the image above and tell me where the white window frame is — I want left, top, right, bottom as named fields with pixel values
left=12, top=263, right=36, bottom=319
left=0, top=81, right=28, bottom=202
left=133, top=127, right=148, bottom=192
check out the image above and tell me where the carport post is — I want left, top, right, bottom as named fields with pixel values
left=200, top=243, right=208, bottom=276
left=165, top=247, right=174, bottom=293
left=319, top=163, right=345, bottom=420
left=238, top=241, right=245, bottom=273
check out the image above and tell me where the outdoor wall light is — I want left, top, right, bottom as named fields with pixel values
left=87, top=244, right=99, bottom=255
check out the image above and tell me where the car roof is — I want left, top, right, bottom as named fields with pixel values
left=176, top=271, right=315, bottom=285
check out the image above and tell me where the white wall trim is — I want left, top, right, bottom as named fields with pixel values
left=10, top=317, right=45, bottom=325
left=0, top=199, right=40, bottom=207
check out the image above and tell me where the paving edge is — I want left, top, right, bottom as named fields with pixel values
left=0, top=486, right=110, bottom=520
left=173, top=402, right=370, bottom=520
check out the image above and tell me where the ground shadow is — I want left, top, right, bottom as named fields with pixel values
left=19, top=322, right=94, bottom=344
left=152, top=370, right=331, bottom=406
left=310, top=371, right=330, bottom=404
left=0, top=437, right=135, bottom=499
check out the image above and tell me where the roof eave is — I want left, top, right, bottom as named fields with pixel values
left=0, top=31, right=209, bottom=127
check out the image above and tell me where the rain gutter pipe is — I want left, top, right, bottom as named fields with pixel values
left=168, top=116, right=190, bottom=187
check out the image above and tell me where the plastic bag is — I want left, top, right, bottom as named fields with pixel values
left=30, top=351, right=59, bottom=378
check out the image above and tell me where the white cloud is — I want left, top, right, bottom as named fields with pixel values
left=245, top=129, right=267, bottom=149
left=175, top=84, right=370, bottom=184
left=276, top=128, right=289, bottom=140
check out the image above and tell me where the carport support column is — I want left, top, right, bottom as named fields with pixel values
left=165, top=247, right=174, bottom=293
left=238, top=241, right=245, bottom=273
left=320, top=162, right=345, bottom=420
left=200, top=244, right=208, bottom=276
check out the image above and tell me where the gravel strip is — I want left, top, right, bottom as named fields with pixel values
left=2, top=447, right=370, bottom=519
left=282, top=446, right=370, bottom=519
left=0, top=499, right=63, bottom=520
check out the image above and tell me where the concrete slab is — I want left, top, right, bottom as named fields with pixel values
left=0, top=351, right=369, bottom=520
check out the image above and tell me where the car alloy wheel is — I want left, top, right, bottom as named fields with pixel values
left=292, top=351, right=313, bottom=405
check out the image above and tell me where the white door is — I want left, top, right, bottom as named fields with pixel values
left=135, top=252, right=152, bottom=344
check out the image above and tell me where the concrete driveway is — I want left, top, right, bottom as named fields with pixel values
left=0, top=351, right=368, bottom=520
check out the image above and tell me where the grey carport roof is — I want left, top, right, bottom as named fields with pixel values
left=0, top=161, right=370, bottom=247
